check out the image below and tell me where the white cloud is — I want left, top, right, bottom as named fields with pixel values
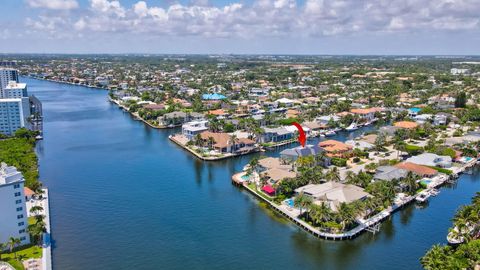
left=26, top=0, right=78, bottom=10
left=23, top=0, right=480, bottom=39
left=90, top=0, right=126, bottom=18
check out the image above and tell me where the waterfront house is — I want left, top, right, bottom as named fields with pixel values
left=316, top=115, right=340, bottom=126
left=414, top=114, right=433, bottom=124
left=199, top=131, right=255, bottom=153
left=374, top=166, right=409, bottom=182
left=258, top=157, right=293, bottom=172
left=280, top=144, right=330, bottom=167
left=294, top=182, right=370, bottom=211
left=261, top=127, right=294, bottom=144
left=261, top=168, right=297, bottom=185
left=182, top=120, right=209, bottom=140
left=394, top=162, right=438, bottom=177
left=208, top=109, right=229, bottom=119
left=350, top=107, right=383, bottom=122
left=406, top=153, right=452, bottom=168
left=143, top=103, right=166, bottom=111
left=394, top=121, right=419, bottom=129
left=303, top=121, right=327, bottom=131
left=158, top=111, right=188, bottom=126
left=318, top=140, right=353, bottom=158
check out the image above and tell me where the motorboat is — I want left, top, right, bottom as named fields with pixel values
left=415, top=191, right=431, bottom=203
left=325, top=130, right=336, bottom=137
left=345, top=122, right=358, bottom=131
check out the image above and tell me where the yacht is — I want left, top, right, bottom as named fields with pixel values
left=345, top=122, right=358, bottom=131
left=324, top=130, right=336, bottom=137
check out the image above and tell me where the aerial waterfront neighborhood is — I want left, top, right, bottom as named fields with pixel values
left=1, top=54, right=480, bottom=270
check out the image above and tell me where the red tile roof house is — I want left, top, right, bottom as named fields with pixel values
left=394, top=162, right=438, bottom=177
left=200, top=131, right=255, bottom=153
left=350, top=107, right=384, bottom=122
left=318, top=140, right=353, bottom=158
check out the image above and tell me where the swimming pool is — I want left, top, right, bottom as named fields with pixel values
left=285, top=198, right=295, bottom=207
left=241, top=174, right=251, bottom=181
left=420, top=179, right=432, bottom=186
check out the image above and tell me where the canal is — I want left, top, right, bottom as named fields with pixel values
left=26, top=77, right=480, bottom=270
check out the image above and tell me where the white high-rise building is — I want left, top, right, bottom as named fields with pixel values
left=0, top=97, right=31, bottom=136
left=0, top=162, right=30, bottom=246
left=4, top=81, right=27, bottom=98
left=0, top=68, right=19, bottom=97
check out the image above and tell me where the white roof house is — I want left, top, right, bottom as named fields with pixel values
left=294, top=182, right=370, bottom=207
left=406, top=153, right=452, bottom=168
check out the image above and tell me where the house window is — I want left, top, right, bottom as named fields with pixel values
left=14, top=184, right=20, bottom=189
left=18, top=222, right=24, bottom=226
left=17, top=214, right=23, bottom=219
left=17, top=207, right=23, bottom=212
left=16, top=199, right=22, bottom=204
left=19, top=229, right=25, bottom=234
left=14, top=192, right=21, bottom=197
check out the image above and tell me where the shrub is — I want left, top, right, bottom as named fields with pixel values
left=331, top=157, right=347, bottom=167
left=353, top=157, right=361, bottom=163
left=405, top=144, right=424, bottom=155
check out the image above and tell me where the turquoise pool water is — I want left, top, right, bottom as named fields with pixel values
left=241, top=174, right=250, bottom=181
left=285, top=198, right=295, bottom=207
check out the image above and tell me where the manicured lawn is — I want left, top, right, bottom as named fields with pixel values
left=1, top=244, right=42, bottom=270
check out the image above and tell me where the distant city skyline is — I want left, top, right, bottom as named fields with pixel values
left=1, top=0, right=479, bottom=54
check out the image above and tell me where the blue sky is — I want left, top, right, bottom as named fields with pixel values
left=1, top=0, right=479, bottom=54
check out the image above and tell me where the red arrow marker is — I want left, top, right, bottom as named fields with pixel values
left=291, top=122, right=306, bottom=147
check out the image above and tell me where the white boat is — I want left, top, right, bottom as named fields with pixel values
left=430, top=189, right=440, bottom=196
left=415, top=191, right=431, bottom=203
left=325, top=130, right=336, bottom=137
left=447, top=224, right=475, bottom=245
left=345, top=122, right=358, bottom=131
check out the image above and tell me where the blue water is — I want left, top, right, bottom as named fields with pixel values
left=25, top=77, right=480, bottom=270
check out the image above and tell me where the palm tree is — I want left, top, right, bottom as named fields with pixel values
left=326, top=167, right=341, bottom=182
left=207, top=136, right=215, bottom=150
left=30, top=205, right=44, bottom=216
left=345, top=171, right=356, bottom=184
left=311, top=202, right=332, bottom=228
left=8, top=237, right=21, bottom=259
left=28, top=221, right=47, bottom=246
left=0, top=242, right=5, bottom=260
left=249, top=157, right=260, bottom=188
left=337, top=202, right=356, bottom=231
left=421, top=244, right=450, bottom=270
left=402, top=172, right=418, bottom=195
left=193, top=134, right=203, bottom=147
left=294, top=192, right=310, bottom=216
left=229, top=134, right=238, bottom=153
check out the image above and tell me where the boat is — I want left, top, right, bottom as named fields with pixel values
left=415, top=191, right=431, bottom=203
left=429, top=189, right=440, bottom=196
left=447, top=224, right=475, bottom=245
left=345, top=122, right=358, bottom=131
left=325, top=130, right=336, bottom=137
